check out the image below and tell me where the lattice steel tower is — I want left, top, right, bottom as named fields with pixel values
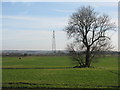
left=52, top=30, right=56, bottom=53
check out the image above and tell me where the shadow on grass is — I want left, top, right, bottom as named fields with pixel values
left=2, top=87, right=119, bottom=90
left=2, top=82, right=120, bottom=90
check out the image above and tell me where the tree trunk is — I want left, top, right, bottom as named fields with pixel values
left=85, top=47, right=90, bottom=67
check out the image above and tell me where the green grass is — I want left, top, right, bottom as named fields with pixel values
left=2, top=56, right=72, bottom=68
left=2, top=55, right=119, bottom=89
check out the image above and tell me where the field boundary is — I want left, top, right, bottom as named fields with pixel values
left=1, top=67, right=73, bottom=69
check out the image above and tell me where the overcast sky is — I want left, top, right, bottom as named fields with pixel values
left=2, top=2, right=118, bottom=50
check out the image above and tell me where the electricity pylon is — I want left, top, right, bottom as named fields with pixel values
left=52, top=30, right=56, bottom=53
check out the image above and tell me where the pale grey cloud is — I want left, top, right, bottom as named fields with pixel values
left=2, top=15, right=69, bottom=50
left=54, top=9, right=74, bottom=13
left=2, top=15, right=118, bottom=50
left=3, top=29, right=67, bottom=50
left=2, top=15, right=68, bottom=30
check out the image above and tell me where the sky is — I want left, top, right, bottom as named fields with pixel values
left=2, top=2, right=118, bottom=50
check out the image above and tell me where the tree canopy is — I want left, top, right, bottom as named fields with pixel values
left=65, top=6, right=116, bottom=68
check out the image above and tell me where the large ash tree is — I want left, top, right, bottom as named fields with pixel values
left=65, top=6, right=116, bottom=68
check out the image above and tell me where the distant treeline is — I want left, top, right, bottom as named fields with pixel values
left=2, top=50, right=120, bottom=56
left=2, top=50, right=68, bottom=56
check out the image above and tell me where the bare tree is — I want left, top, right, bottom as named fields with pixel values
left=65, top=6, right=116, bottom=68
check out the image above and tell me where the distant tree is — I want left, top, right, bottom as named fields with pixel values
left=65, top=6, right=116, bottom=68
left=18, top=57, right=22, bottom=59
left=23, top=53, right=27, bottom=56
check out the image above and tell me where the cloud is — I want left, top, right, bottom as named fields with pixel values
left=18, top=11, right=29, bottom=15
left=2, top=15, right=68, bottom=30
left=2, top=8, right=118, bottom=50
left=54, top=9, right=74, bottom=13
left=111, top=18, right=118, bottom=27
left=22, top=2, right=32, bottom=7
left=90, top=2, right=118, bottom=8
left=3, top=29, right=67, bottom=50
left=110, top=31, right=118, bottom=51
left=2, top=15, right=69, bottom=50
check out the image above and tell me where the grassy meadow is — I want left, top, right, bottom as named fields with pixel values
left=2, top=55, right=119, bottom=89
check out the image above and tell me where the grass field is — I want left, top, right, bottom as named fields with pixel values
left=2, top=55, right=119, bottom=89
